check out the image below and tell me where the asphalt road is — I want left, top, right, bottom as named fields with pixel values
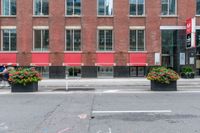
left=1, top=91, right=200, bottom=133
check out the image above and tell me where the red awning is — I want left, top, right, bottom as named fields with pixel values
left=96, top=53, right=115, bottom=66
left=128, top=53, right=148, bottom=66
left=0, top=53, right=17, bottom=65
left=64, top=53, right=82, bottom=66
left=31, top=53, right=50, bottom=66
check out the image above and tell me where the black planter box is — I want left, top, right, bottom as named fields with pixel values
left=11, top=82, right=38, bottom=92
left=151, top=81, right=177, bottom=91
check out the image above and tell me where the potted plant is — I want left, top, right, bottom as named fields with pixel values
left=8, top=67, right=42, bottom=92
left=147, top=67, right=180, bottom=91
left=180, top=66, right=195, bottom=79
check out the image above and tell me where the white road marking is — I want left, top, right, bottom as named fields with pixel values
left=92, top=110, right=172, bottom=114
left=103, top=90, right=119, bottom=93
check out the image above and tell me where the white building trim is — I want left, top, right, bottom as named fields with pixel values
left=160, top=26, right=186, bottom=30
left=33, top=26, right=49, bottom=29
left=129, top=26, right=145, bottom=30
left=97, top=26, right=113, bottom=30
left=65, top=26, right=81, bottom=29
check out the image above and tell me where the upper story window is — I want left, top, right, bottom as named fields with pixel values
left=66, top=29, right=81, bottom=51
left=66, top=0, right=81, bottom=15
left=130, top=29, right=145, bottom=51
left=34, top=29, right=49, bottom=51
left=0, top=28, right=17, bottom=51
left=1, top=0, right=16, bottom=16
left=161, top=0, right=176, bottom=15
left=197, top=0, right=200, bottom=15
left=98, top=29, right=113, bottom=51
left=130, top=0, right=145, bottom=16
left=34, top=0, right=49, bottom=16
left=98, top=0, right=113, bottom=16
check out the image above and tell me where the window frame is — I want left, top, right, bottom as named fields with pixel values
left=33, top=28, right=49, bottom=51
left=129, top=28, right=145, bottom=51
left=161, top=0, right=177, bottom=16
left=1, top=0, right=16, bottom=16
left=65, top=0, right=82, bottom=16
left=197, top=0, right=200, bottom=15
left=97, top=28, right=114, bottom=51
left=65, top=28, right=82, bottom=51
left=33, top=0, right=49, bottom=16
left=129, top=0, right=145, bottom=16
left=97, top=0, right=114, bottom=16
left=0, top=27, right=17, bottom=51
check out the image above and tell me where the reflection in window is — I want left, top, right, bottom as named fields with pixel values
left=98, top=0, right=113, bottom=15
left=161, top=0, right=176, bottom=15
left=34, top=0, right=49, bottom=15
left=98, top=30, right=113, bottom=51
left=66, top=0, right=81, bottom=15
left=66, top=67, right=81, bottom=77
left=130, top=30, right=145, bottom=51
left=1, top=29, right=16, bottom=51
left=34, top=30, right=49, bottom=51
left=130, top=0, right=144, bottom=15
left=66, top=29, right=81, bottom=51
left=1, top=0, right=16, bottom=16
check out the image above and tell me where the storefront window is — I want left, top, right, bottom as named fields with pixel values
left=66, top=67, right=81, bottom=78
left=98, top=66, right=113, bottom=78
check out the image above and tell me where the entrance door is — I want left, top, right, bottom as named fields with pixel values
left=66, top=66, right=81, bottom=78
left=98, top=66, right=113, bottom=78
left=130, top=66, right=145, bottom=77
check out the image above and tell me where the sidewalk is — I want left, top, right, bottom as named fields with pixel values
left=1, top=78, right=200, bottom=93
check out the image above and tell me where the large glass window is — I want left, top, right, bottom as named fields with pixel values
left=161, top=30, right=186, bottom=71
left=98, top=30, right=113, bottom=51
left=34, top=0, right=49, bottom=15
left=98, top=66, right=113, bottom=78
left=66, top=29, right=81, bottom=51
left=1, top=29, right=16, bottom=51
left=130, top=66, right=145, bottom=77
left=196, top=30, right=200, bottom=47
left=130, top=30, right=145, bottom=51
left=66, top=66, right=81, bottom=78
left=66, top=0, right=81, bottom=15
left=197, top=0, right=200, bottom=15
left=34, top=29, right=49, bottom=51
left=35, top=67, right=49, bottom=78
left=1, top=0, right=16, bottom=16
left=130, top=0, right=145, bottom=16
left=161, top=0, right=176, bottom=15
left=98, top=0, right=113, bottom=16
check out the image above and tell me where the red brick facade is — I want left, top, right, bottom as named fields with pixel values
left=0, top=0, right=198, bottom=67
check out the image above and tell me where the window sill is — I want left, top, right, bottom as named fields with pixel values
left=96, top=51, right=115, bottom=53
left=0, top=51, right=18, bottom=53
left=64, top=51, right=82, bottom=53
left=31, top=51, right=50, bottom=53
left=32, top=15, right=49, bottom=18
left=65, top=15, right=82, bottom=17
left=128, top=51, right=147, bottom=53
left=97, top=15, right=114, bottom=18
left=160, top=15, right=178, bottom=18
left=0, top=15, right=16, bottom=18
left=129, top=15, right=146, bottom=18
left=195, top=15, right=200, bottom=17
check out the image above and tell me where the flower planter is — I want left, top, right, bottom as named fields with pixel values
left=11, top=82, right=38, bottom=92
left=151, top=81, right=177, bottom=91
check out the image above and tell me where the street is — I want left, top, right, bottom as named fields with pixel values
left=1, top=91, right=200, bottom=133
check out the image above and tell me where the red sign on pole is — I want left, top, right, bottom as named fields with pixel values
left=186, top=18, right=192, bottom=34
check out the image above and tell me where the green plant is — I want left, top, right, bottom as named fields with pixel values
left=180, top=66, right=195, bottom=78
left=8, top=67, right=42, bottom=86
left=181, top=66, right=193, bottom=73
left=147, top=67, right=179, bottom=84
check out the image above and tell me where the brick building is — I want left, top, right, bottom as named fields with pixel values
left=0, top=0, right=200, bottom=78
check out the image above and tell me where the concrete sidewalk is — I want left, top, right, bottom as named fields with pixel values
left=38, top=78, right=200, bottom=91
left=1, top=78, right=200, bottom=93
